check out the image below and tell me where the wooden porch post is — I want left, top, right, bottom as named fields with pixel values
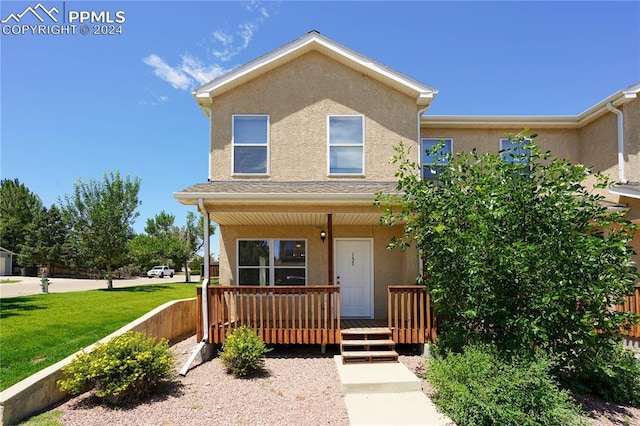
left=327, top=213, right=333, bottom=285
left=326, top=214, right=335, bottom=350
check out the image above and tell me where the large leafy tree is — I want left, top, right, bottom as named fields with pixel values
left=18, top=204, right=68, bottom=274
left=0, top=178, right=43, bottom=256
left=378, top=130, right=639, bottom=378
left=61, top=171, right=141, bottom=289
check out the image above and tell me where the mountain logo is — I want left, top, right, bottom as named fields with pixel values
left=1, top=3, right=59, bottom=24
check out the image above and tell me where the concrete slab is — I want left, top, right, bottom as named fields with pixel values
left=333, top=355, right=455, bottom=425
left=333, top=355, right=422, bottom=393
left=344, top=392, right=454, bottom=426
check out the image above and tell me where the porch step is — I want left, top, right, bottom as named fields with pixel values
left=340, top=327, right=398, bottom=364
left=342, top=350, right=399, bottom=363
left=341, top=339, right=396, bottom=347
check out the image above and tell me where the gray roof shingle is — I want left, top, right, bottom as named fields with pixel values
left=176, top=181, right=400, bottom=195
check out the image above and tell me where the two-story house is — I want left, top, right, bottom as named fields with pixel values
left=175, top=31, right=640, bottom=350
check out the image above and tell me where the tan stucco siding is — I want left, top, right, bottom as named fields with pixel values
left=217, top=223, right=419, bottom=320
left=578, top=112, right=618, bottom=201
left=620, top=197, right=640, bottom=270
left=210, top=51, right=419, bottom=181
left=419, top=127, right=580, bottom=161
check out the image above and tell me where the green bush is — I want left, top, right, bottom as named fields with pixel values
left=219, top=326, right=271, bottom=377
left=58, top=331, right=175, bottom=405
left=570, top=343, right=640, bottom=406
left=426, top=344, right=585, bottom=426
left=378, top=130, right=639, bottom=400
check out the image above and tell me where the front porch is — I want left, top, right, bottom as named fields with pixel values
left=196, top=285, right=437, bottom=346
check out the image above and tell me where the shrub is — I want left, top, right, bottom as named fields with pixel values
left=378, top=130, right=639, bottom=395
left=426, top=344, right=585, bottom=426
left=114, top=263, right=143, bottom=279
left=570, top=343, right=640, bottom=406
left=219, top=326, right=271, bottom=377
left=58, top=331, right=175, bottom=405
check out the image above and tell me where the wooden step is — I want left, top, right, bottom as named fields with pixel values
left=341, top=339, right=395, bottom=347
left=342, top=350, right=399, bottom=363
left=340, top=327, right=398, bottom=363
left=341, top=327, right=392, bottom=336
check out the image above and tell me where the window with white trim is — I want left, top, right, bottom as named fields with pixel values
left=232, top=115, right=269, bottom=174
left=328, top=115, right=364, bottom=175
left=500, top=138, right=531, bottom=165
left=421, top=138, right=452, bottom=179
left=237, top=239, right=307, bottom=286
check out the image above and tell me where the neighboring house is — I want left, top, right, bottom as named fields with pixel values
left=175, top=31, right=640, bottom=347
left=0, top=247, right=16, bottom=276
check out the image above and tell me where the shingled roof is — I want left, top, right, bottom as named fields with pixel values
left=178, top=181, right=399, bottom=194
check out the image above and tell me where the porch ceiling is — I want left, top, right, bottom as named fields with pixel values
left=208, top=211, right=385, bottom=226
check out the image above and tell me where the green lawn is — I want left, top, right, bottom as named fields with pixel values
left=0, top=283, right=199, bottom=391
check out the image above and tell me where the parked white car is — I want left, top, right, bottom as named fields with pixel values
left=146, top=265, right=174, bottom=278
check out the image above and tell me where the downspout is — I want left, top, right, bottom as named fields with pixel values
left=179, top=198, right=211, bottom=376
left=417, top=105, right=430, bottom=279
left=606, top=102, right=628, bottom=184
left=417, top=106, right=429, bottom=153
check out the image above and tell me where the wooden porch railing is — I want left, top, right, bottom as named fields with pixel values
left=197, top=285, right=340, bottom=345
left=387, top=285, right=436, bottom=344
left=617, top=285, right=640, bottom=339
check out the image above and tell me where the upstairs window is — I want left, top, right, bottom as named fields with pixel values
left=328, top=116, right=364, bottom=175
left=233, top=115, right=269, bottom=174
left=500, top=138, right=531, bottom=165
left=421, top=138, right=452, bottom=179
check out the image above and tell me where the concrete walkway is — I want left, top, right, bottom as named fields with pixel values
left=334, top=356, right=454, bottom=426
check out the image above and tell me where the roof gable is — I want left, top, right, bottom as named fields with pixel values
left=193, top=31, right=437, bottom=109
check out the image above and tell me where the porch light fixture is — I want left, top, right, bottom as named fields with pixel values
left=320, top=230, right=326, bottom=243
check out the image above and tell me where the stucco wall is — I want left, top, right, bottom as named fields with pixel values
left=210, top=51, right=419, bottom=181
left=622, top=99, right=640, bottom=183
left=419, top=127, right=580, bottom=161
left=578, top=112, right=619, bottom=201
left=218, top=222, right=419, bottom=319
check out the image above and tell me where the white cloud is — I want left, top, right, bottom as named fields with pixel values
left=143, top=54, right=192, bottom=90
left=212, top=30, right=233, bottom=47
left=143, top=53, right=227, bottom=91
left=144, top=2, right=274, bottom=91
left=139, top=94, right=170, bottom=106
left=179, top=53, right=226, bottom=84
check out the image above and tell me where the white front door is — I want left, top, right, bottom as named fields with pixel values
left=335, top=239, right=373, bottom=318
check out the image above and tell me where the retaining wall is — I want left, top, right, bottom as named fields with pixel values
left=0, top=297, right=197, bottom=426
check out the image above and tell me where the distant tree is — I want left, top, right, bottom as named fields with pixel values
left=18, top=205, right=68, bottom=275
left=127, top=234, right=162, bottom=270
left=144, top=211, right=175, bottom=236
left=129, top=211, right=215, bottom=282
left=173, top=212, right=215, bottom=282
left=61, top=171, right=141, bottom=289
left=0, top=178, right=43, bottom=256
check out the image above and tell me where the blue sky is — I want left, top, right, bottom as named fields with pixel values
left=1, top=1, right=639, bottom=258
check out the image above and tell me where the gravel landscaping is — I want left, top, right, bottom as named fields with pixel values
left=58, top=336, right=350, bottom=426
left=50, top=336, right=640, bottom=426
